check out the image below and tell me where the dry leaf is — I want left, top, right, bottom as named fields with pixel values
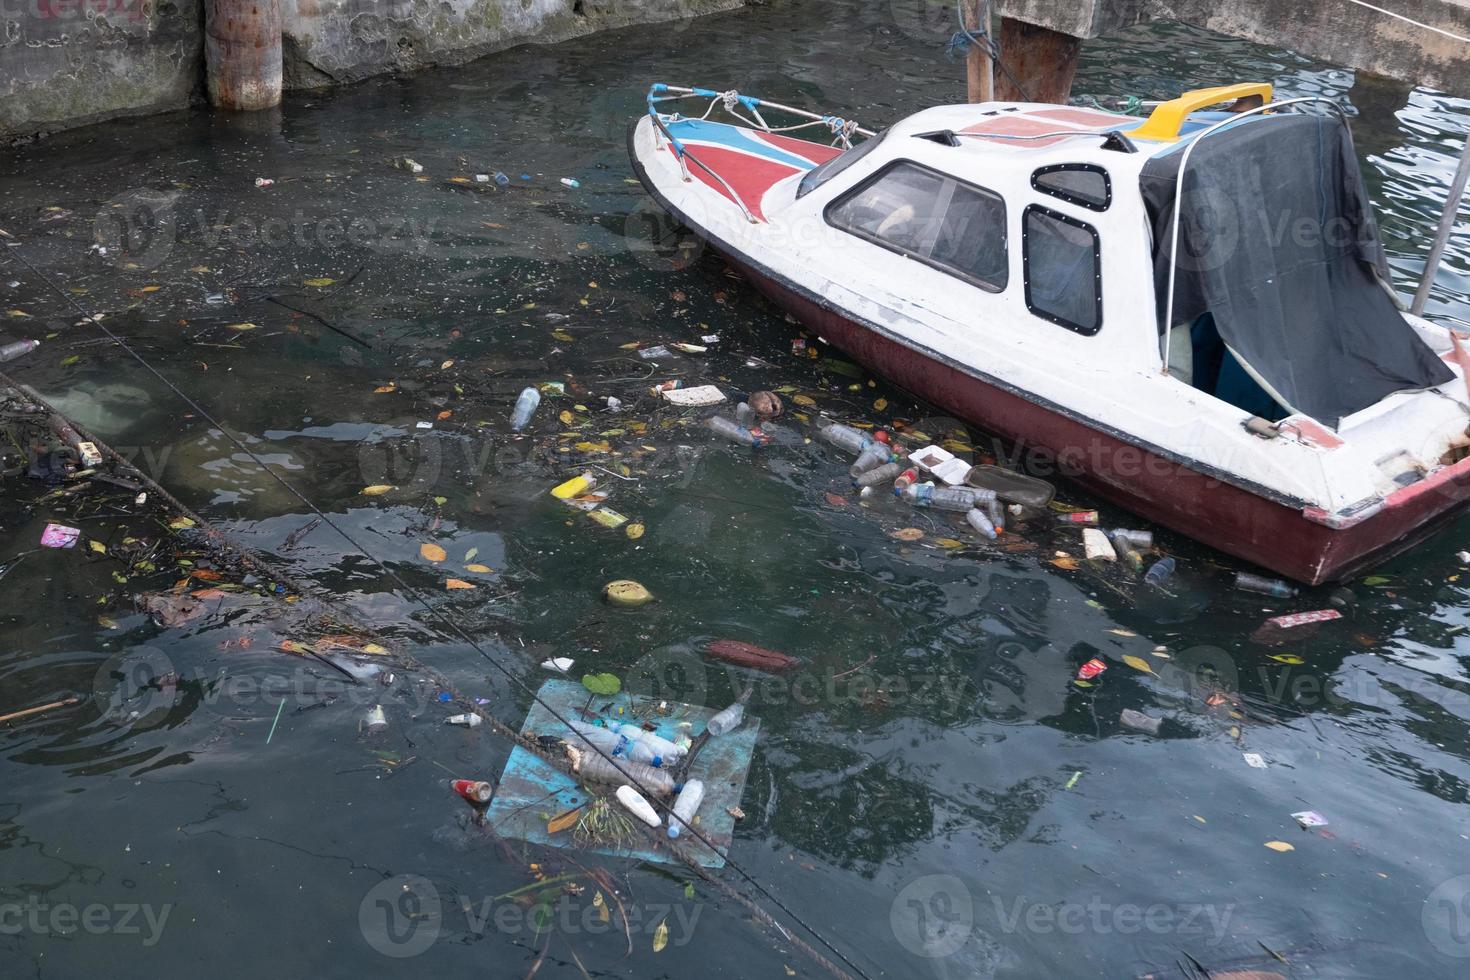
left=1051, top=556, right=1080, bottom=570
left=420, top=543, right=447, bottom=562
left=874, top=398, right=888, bottom=411
left=935, top=538, right=964, bottom=549
left=546, top=807, right=582, bottom=834
left=361, top=484, right=394, bottom=495
left=88, top=540, right=106, bottom=554
left=626, top=523, right=645, bottom=540
left=824, top=492, right=846, bottom=507
left=559, top=410, right=575, bottom=425
left=1123, top=655, right=1153, bottom=674
left=303, top=277, right=336, bottom=287
left=225, top=322, right=258, bottom=331
left=373, top=384, right=396, bottom=394
left=791, top=394, right=816, bottom=407
left=464, top=563, right=492, bottom=573
left=890, top=528, right=924, bottom=542
left=1264, top=841, right=1295, bottom=852
left=445, top=578, right=475, bottom=590
left=168, top=516, right=195, bottom=529
left=652, top=920, right=669, bottom=953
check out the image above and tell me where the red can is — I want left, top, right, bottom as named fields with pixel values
left=1076, top=658, right=1108, bottom=682
left=893, top=468, right=919, bottom=490
left=1057, top=510, right=1099, bottom=525
left=452, top=779, right=494, bottom=804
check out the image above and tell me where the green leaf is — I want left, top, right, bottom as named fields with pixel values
left=1362, top=575, right=1390, bottom=586
left=683, top=881, right=695, bottom=900
left=60, top=354, right=81, bottom=367
left=581, top=673, right=621, bottom=696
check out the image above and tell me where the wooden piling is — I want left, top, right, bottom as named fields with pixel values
left=994, top=16, right=1082, bottom=105
left=965, top=0, right=994, bottom=103
left=204, top=0, right=283, bottom=111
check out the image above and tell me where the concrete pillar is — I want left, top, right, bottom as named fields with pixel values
left=205, top=0, right=283, bottom=111
left=994, top=16, right=1082, bottom=105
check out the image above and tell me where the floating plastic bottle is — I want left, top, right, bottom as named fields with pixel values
left=446, top=713, right=482, bottom=728
left=818, top=422, right=874, bottom=456
left=567, top=720, right=663, bottom=765
left=451, top=779, right=494, bottom=804
left=1143, top=557, right=1177, bottom=590
left=560, top=177, right=580, bottom=188
left=985, top=496, right=1006, bottom=534
left=707, top=415, right=770, bottom=447
left=734, top=402, right=756, bottom=425
left=510, top=387, right=541, bottom=431
left=615, top=724, right=686, bottom=760
left=1234, top=571, right=1298, bottom=599
left=1111, top=529, right=1154, bottom=550
left=854, top=462, right=902, bottom=488
left=965, top=507, right=997, bottom=540
left=1113, top=535, right=1144, bottom=574
left=493, top=171, right=510, bottom=186
left=667, top=778, right=705, bottom=839
left=0, top=339, right=39, bottom=362
left=706, top=701, right=745, bottom=736
left=1056, top=510, right=1099, bottom=525
left=849, top=441, right=892, bottom=476
left=566, top=746, right=676, bottom=795
left=899, top=482, right=994, bottom=513
left=363, top=704, right=388, bottom=733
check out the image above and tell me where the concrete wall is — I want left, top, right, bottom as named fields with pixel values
left=995, top=0, right=1470, bottom=97
left=1, top=0, right=742, bottom=140
left=0, top=1, right=204, bottom=140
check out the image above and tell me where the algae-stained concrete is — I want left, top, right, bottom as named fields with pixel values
left=995, top=0, right=1470, bottom=97
left=1, top=0, right=742, bottom=141
left=281, top=0, right=743, bottom=88
left=0, top=1, right=205, bottom=140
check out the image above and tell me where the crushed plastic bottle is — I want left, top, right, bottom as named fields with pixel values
left=706, top=701, right=745, bottom=736
left=667, top=778, right=705, bottom=839
left=566, top=746, right=676, bottom=795
left=707, top=415, right=770, bottom=447
left=494, top=171, right=510, bottom=186
left=854, top=462, right=903, bottom=488
left=965, top=507, right=997, bottom=540
left=899, top=482, right=995, bottom=513
left=818, top=422, right=875, bottom=456
left=0, top=339, right=39, bottom=362
left=1143, top=557, right=1177, bottom=590
left=510, top=387, right=541, bottom=431
left=849, top=441, right=892, bottom=477
left=1234, top=571, right=1298, bottom=599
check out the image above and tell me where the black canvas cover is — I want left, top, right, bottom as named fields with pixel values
left=1140, top=113, right=1452, bottom=427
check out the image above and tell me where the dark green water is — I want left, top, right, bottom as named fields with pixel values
left=4, top=2, right=1470, bottom=977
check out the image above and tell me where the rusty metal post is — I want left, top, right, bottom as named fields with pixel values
left=965, top=0, right=994, bottom=104
left=205, top=0, right=283, bottom=111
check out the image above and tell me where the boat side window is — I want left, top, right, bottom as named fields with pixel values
left=1031, top=164, right=1111, bottom=212
left=797, top=129, right=887, bottom=199
left=826, top=161, right=1008, bottom=292
left=1023, top=205, right=1102, bottom=335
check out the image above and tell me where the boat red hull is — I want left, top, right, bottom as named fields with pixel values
left=722, top=254, right=1470, bottom=585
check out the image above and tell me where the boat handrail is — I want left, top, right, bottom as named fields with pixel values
left=646, top=84, right=876, bottom=147
left=1159, top=96, right=1354, bottom=372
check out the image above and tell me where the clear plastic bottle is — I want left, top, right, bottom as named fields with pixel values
left=0, top=339, right=39, bottom=362
left=510, top=387, right=540, bottom=431
left=707, top=415, right=770, bottom=447
left=1144, top=557, right=1177, bottom=590
left=706, top=701, right=744, bottom=736
left=900, top=483, right=994, bottom=513
left=965, top=507, right=997, bottom=540
left=667, top=778, right=705, bottom=839
left=1234, top=571, right=1298, bottom=598
left=854, top=461, right=902, bottom=488
left=1113, top=535, right=1144, bottom=573
left=567, top=746, right=676, bottom=795
left=818, top=423, right=874, bottom=456
left=615, top=724, right=686, bottom=760
left=849, top=441, right=892, bottom=476
left=568, top=720, right=664, bottom=765
left=734, top=402, right=756, bottom=425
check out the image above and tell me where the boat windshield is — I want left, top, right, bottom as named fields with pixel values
left=796, top=129, right=887, bottom=199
